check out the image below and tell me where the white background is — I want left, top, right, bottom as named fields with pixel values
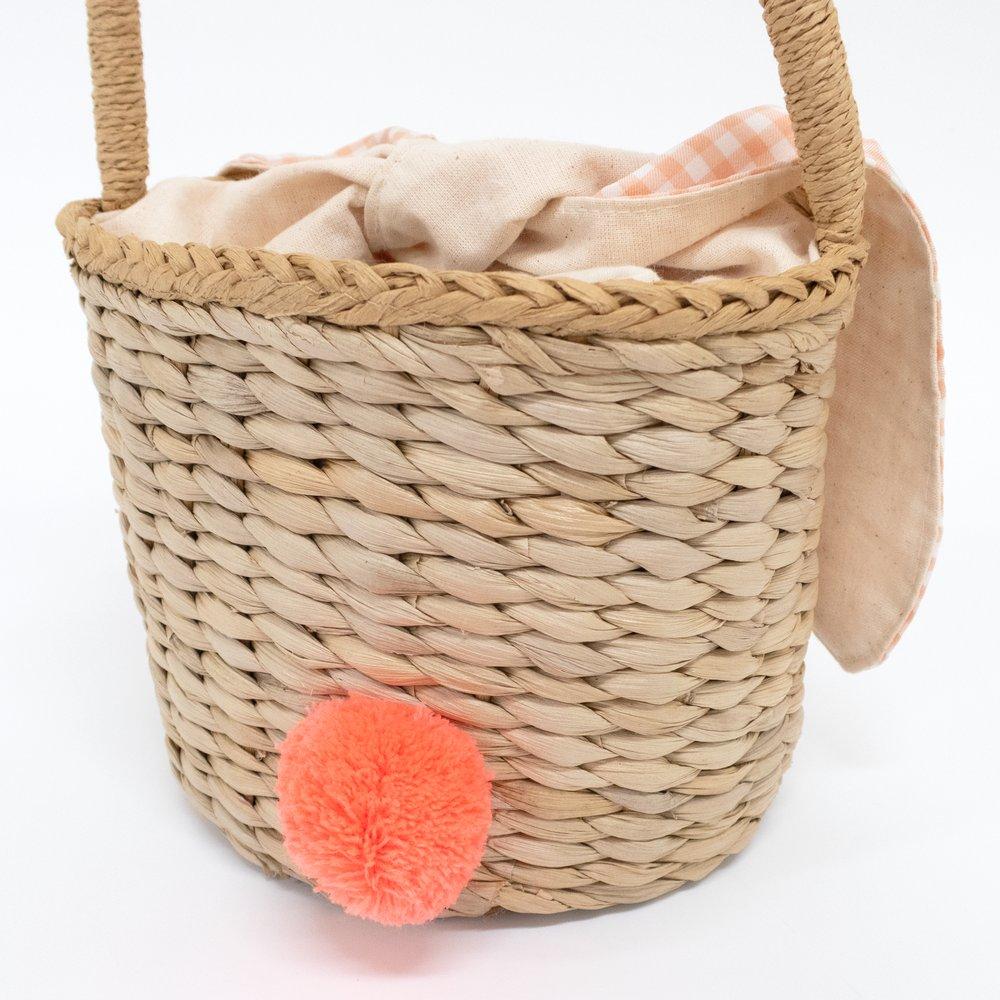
left=2, top=2, right=998, bottom=997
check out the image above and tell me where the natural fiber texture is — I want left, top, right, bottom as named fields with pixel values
left=72, top=263, right=844, bottom=914
left=87, top=0, right=148, bottom=210
left=63, top=0, right=868, bottom=915
left=58, top=199, right=866, bottom=343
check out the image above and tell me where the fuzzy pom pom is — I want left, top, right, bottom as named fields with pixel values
left=276, top=694, right=492, bottom=925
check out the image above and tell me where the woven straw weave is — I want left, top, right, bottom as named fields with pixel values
left=60, top=0, right=868, bottom=916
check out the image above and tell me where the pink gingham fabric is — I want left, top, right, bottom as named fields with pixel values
left=600, top=106, right=799, bottom=197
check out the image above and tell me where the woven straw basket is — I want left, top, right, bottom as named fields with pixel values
left=59, top=0, right=868, bottom=917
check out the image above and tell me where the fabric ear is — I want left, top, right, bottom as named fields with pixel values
left=815, top=168, right=943, bottom=670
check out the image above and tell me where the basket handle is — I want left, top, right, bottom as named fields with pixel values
left=86, top=0, right=148, bottom=212
left=84, top=0, right=865, bottom=249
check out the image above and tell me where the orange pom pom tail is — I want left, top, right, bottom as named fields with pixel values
left=276, top=694, right=493, bottom=925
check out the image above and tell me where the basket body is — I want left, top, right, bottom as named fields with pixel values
left=67, top=221, right=849, bottom=914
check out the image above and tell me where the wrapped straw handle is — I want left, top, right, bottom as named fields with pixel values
left=85, top=0, right=865, bottom=250
left=86, top=0, right=148, bottom=212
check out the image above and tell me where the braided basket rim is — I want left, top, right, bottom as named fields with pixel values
left=58, top=199, right=867, bottom=342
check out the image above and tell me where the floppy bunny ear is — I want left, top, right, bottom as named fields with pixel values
left=815, top=165, right=943, bottom=671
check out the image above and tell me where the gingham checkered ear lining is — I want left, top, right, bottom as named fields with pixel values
left=600, top=106, right=798, bottom=198
left=597, top=106, right=891, bottom=198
